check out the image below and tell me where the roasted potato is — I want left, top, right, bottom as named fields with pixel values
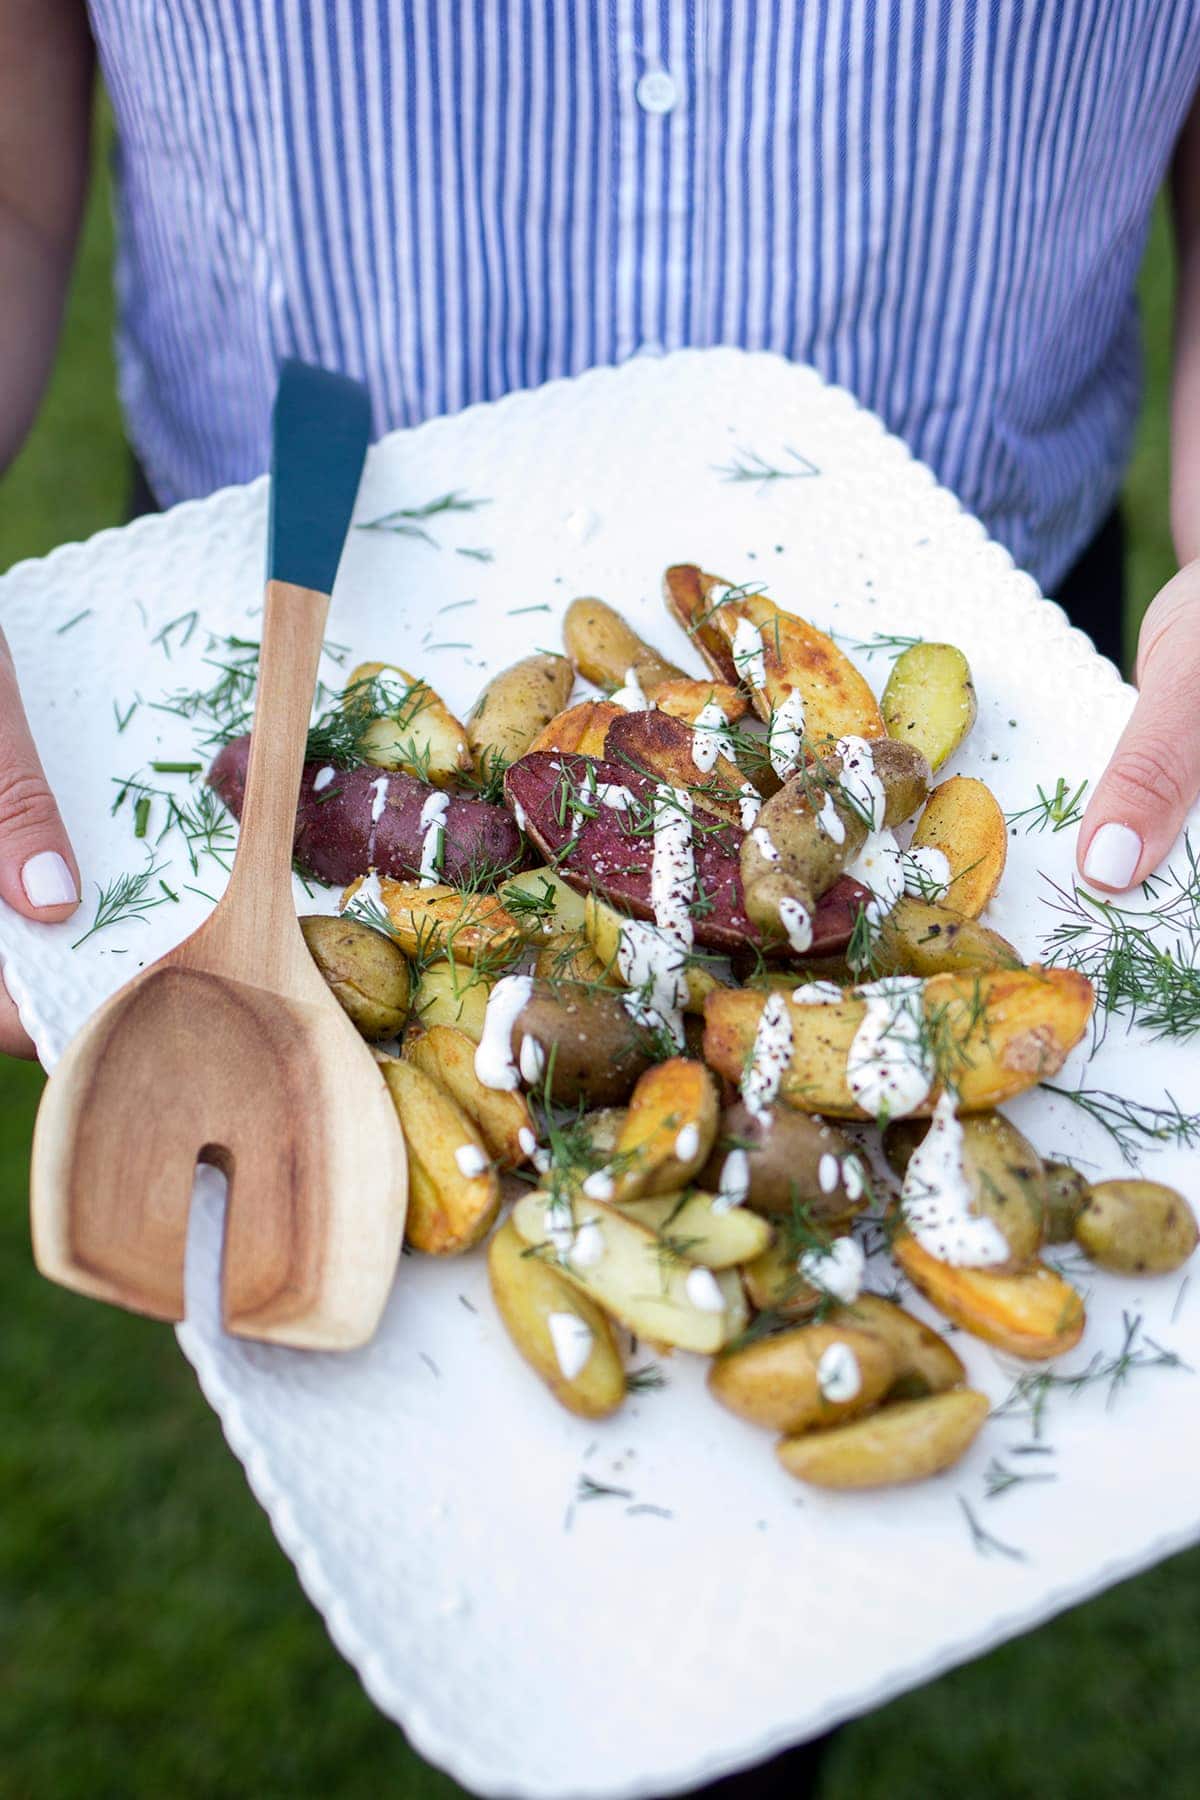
left=487, top=1220, right=625, bottom=1418
left=533, top=933, right=619, bottom=989
left=1075, top=1180, right=1199, bottom=1274
left=377, top=1058, right=499, bottom=1254
left=740, top=1240, right=824, bottom=1319
left=584, top=892, right=725, bottom=1014
left=347, top=659, right=472, bottom=784
left=404, top=1024, right=535, bottom=1167
left=529, top=698, right=625, bottom=756
left=511, top=1190, right=748, bottom=1352
left=501, top=865, right=590, bottom=939
left=579, top=1107, right=629, bottom=1157
left=591, top=1058, right=719, bottom=1202
left=777, top=1389, right=990, bottom=1489
left=564, top=595, right=685, bottom=691
left=699, top=1101, right=869, bottom=1219
left=649, top=677, right=750, bottom=726
left=412, top=958, right=493, bottom=1040
left=702, top=968, right=1095, bottom=1119
left=377, top=879, right=526, bottom=965
left=908, top=777, right=1007, bottom=918
left=874, top=898, right=1022, bottom=978
left=893, top=1233, right=1086, bottom=1359
left=1042, top=1160, right=1090, bottom=1246
left=620, top=1190, right=772, bottom=1267
left=884, top=1109, right=1045, bottom=1270
left=602, top=708, right=753, bottom=827
left=825, top=1293, right=966, bottom=1397
left=299, top=913, right=411, bottom=1039
left=208, top=739, right=522, bottom=888
left=709, top=1323, right=896, bottom=1433
left=880, top=642, right=977, bottom=771
left=466, top=652, right=575, bottom=775
left=662, top=565, right=885, bottom=742
left=513, top=980, right=657, bottom=1106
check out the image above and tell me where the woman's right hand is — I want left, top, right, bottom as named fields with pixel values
left=0, top=626, right=80, bottom=1057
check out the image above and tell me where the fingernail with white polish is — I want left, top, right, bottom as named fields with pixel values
left=21, top=851, right=78, bottom=909
left=1082, top=822, right=1142, bottom=889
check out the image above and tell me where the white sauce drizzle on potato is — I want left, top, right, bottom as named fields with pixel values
left=792, top=980, right=845, bottom=1004
left=901, top=1088, right=1010, bottom=1266
left=617, top=784, right=696, bottom=1048
left=417, top=790, right=450, bottom=885
left=844, top=827, right=906, bottom=924
left=778, top=894, right=813, bottom=954
left=674, top=1123, right=701, bottom=1162
left=740, top=991, right=794, bottom=1121
left=546, top=1312, right=595, bottom=1381
left=684, top=1266, right=727, bottom=1313
left=835, top=734, right=886, bottom=830
left=817, top=1341, right=863, bottom=1402
left=691, top=700, right=729, bottom=773
left=902, top=845, right=952, bottom=901
left=474, top=974, right=535, bottom=1091
left=815, top=791, right=846, bottom=844
left=799, top=1235, right=865, bottom=1304
left=610, top=666, right=653, bottom=710
left=454, top=1143, right=489, bottom=1179
left=312, top=765, right=337, bottom=793
left=731, top=616, right=767, bottom=690
left=712, top=1147, right=751, bottom=1213
left=768, top=687, right=807, bottom=778
left=846, top=976, right=934, bottom=1118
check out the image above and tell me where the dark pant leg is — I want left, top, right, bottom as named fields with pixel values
left=126, top=457, right=161, bottom=522
left=672, top=1730, right=838, bottom=1800
left=1052, top=507, right=1128, bottom=671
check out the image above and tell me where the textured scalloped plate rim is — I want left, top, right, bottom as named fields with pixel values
left=3, top=346, right=1197, bottom=1800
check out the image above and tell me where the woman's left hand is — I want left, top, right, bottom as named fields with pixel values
left=1076, top=560, right=1200, bottom=892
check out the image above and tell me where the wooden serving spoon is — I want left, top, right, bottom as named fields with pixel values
left=30, top=362, right=408, bottom=1349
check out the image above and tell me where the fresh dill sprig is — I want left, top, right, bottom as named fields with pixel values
left=958, top=1496, right=1026, bottom=1561
left=576, top=1475, right=634, bottom=1502
left=1005, top=777, right=1088, bottom=835
left=1041, top=1083, right=1200, bottom=1165
left=714, top=447, right=820, bottom=485
left=828, top=629, right=923, bottom=660
left=626, top=1364, right=666, bottom=1393
left=981, top=1457, right=1057, bottom=1500
left=992, top=1311, right=1190, bottom=1439
left=72, top=858, right=171, bottom=948
left=356, top=490, right=489, bottom=545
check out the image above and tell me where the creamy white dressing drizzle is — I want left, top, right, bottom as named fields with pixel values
left=815, top=791, right=846, bottom=844
left=454, top=1143, right=489, bottom=1179
left=369, top=773, right=390, bottom=825
left=569, top=1220, right=605, bottom=1268
left=843, top=827, right=906, bottom=924
left=617, top=783, right=696, bottom=1047
left=674, top=1123, right=701, bottom=1163
left=842, top=1155, right=866, bottom=1202
left=902, top=845, right=952, bottom=902
left=799, top=1235, right=866, bottom=1305
left=474, top=975, right=535, bottom=1091
left=691, top=700, right=729, bottom=773
left=513, top=799, right=529, bottom=833
left=611, top=666, right=653, bottom=711
left=312, top=765, right=337, bottom=793
left=792, top=980, right=845, bottom=1004
left=582, top=1167, right=615, bottom=1200
left=417, top=790, right=450, bottom=885
left=518, top=1034, right=547, bottom=1085
left=778, top=895, right=813, bottom=954
left=901, top=1088, right=1009, bottom=1266
left=846, top=976, right=934, bottom=1119
left=595, top=781, right=635, bottom=810
left=835, top=735, right=886, bottom=831
left=750, top=825, right=780, bottom=864
left=738, top=785, right=764, bottom=830
left=740, top=991, right=794, bottom=1122
left=518, top=1126, right=539, bottom=1158
left=712, top=1147, right=751, bottom=1214
left=546, top=1312, right=594, bottom=1382
left=768, top=687, right=807, bottom=778
left=731, top=616, right=767, bottom=690
left=684, top=1266, right=727, bottom=1313
left=817, top=1341, right=863, bottom=1403
left=818, top=1152, right=841, bottom=1194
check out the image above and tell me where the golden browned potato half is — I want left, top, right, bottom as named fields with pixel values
left=884, top=1109, right=1046, bottom=1270
left=825, top=1293, right=966, bottom=1397
left=412, top=958, right=494, bottom=1040
left=602, top=1058, right=719, bottom=1201
left=528, top=698, right=627, bottom=756
left=709, top=1322, right=896, bottom=1434
left=487, top=1220, right=626, bottom=1418
left=908, top=776, right=1007, bottom=918
left=893, top=1233, right=1086, bottom=1359
left=466, top=652, right=575, bottom=773
left=404, top=1023, right=535, bottom=1168
left=377, top=1057, right=499, bottom=1254
left=881, top=642, right=978, bottom=771
left=377, top=879, right=526, bottom=965
left=777, top=1389, right=990, bottom=1489
left=299, top=913, right=411, bottom=1039
left=347, top=659, right=472, bottom=785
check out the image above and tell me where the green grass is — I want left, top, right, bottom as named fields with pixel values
left=0, top=125, right=1195, bottom=1800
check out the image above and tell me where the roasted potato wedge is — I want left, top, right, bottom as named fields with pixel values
left=299, top=913, right=411, bottom=1039
left=564, top=595, right=685, bottom=690
left=620, top=1191, right=772, bottom=1267
left=885, top=1109, right=1046, bottom=1270
left=347, top=660, right=472, bottom=784
left=603, top=708, right=754, bottom=826
left=487, top=1220, right=625, bottom=1418
left=740, top=1240, right=824, bottom=1320
left=511, top=1190, right=748, bottom=1352
left=501, top=864, right=590, bottom=938
left=874, top=898, right=1021, bottom=978
left=513, top=980, right=657, bottom=1106
left=529, top=698, right=626, bottom=756
left=909, top=777, right=1007, bottom=918
left=893, top=1233, right=1086, bottom=1359
left=404, top=1024, right=535, bottom=1168
left=533, top=933, right=619, bottom=988
left=710, top=1323, right=896, bottom=1433
left=580, top=1108, right=630, bottom=1157
left=777, top=1389, right=990, bottom=1489
left=1075, top=1180, right=1199, bottom=1274
left=592, top=1058, right=719, bottom=1202
left=825, top=1293, right=966, bottom=1397
left=650, top=677, right=750, bottom=725
left=702, top=968, right=1095, bottom=1119
left=377, top=1058, right=499, bottom=1254
left=880, top=642, right=978, bottom=771
left=583, top=892, right=724, bottom=1014
left=663, top=565, right=885, bottom=742
left=412, top=958, right=493, bottom=1040
left=1042, top=1160, right=1090, bottom=1246
left=700, top=1101, right=869, bottom=1219
left=466, top=652, right=575, bottom=774
left=377, top=879, right=525, bottom=966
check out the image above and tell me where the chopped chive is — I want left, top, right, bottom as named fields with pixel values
left=56, top=608, right=92, bottom=635
left=133, top=795, right=151, bottom=839
left=150, top=760, right=203, bottom=774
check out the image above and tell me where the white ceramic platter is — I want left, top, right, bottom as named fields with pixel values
left=1, top=350, right=1197, bottom=1799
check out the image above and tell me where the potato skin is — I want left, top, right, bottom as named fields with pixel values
left=909, top=776, right=1006, bottom=918
left=377, top=1058, right=499, bottom=1254
left=884, top=1110, right=1045, bottom=1270
left=1075, top=1180, right=1199, bottom=1274
left=347, top=659, right=472, bottom=784
left=564, top=595, right=685, bottom=690
left=466, top=653, right=575, bottom=772
left=709, top=1324, right=896, bottom=1434
left=825, top=1294, right=966, bottom=1397
left=700, top=1101, right=868, bottom=1219
left=875, top=899, right=1022, bottom=978
left=776, top=1389, right=990, bottom=1490
left=1042, top=1160, right=1090, bottom=1246
left=881, top=642, right=978, bottom=772
left=299, top=914, right=411, bottom=1039
left=514, top=981, right=656, bottom=1106
left=528, top=699, right=625, bottom=756
left=404, top=1024, right=535, bottom=1167
left=412, top=959, right=493, bottom=1040
left=893, top=1234, right=1085, bottom=1359
left=606, top=1058, right=719, bottom=1200
left=487, top=1220, right=626, bottom=1418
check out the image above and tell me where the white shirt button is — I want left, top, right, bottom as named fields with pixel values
left=635, top=69, right=678, bottom=114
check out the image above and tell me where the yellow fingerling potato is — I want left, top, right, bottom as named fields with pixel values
left=601, top=1058, right=719, bottom=1202
left=1074, top=1180, right=1199, bottom=1274
left=533, top=933, right=619, bottom=989
left=881, top=642, right=978, bottom=772
left=825, top=1293, right=966, bottom=1397
left=702, top=968, right=1094, bottom=1119
left=378, top=879, right=525, bottom=965
left=649, top=677, right=750, bottom=725
left=465, top=653, right=575, bottom=774
left=777, top=1389, right=990, bottom=1490
left=487, top=1220, right=626, bottom=1418
left=377, top=1058, right=499, bottom=1254
left=501, top=864, right=590, bottom=938
left=347, top=660, right=472, bottom=785
left=584, top=892, right=725, bottom=1014
left=564, top=595, right=686, bottom=690
left=1042, top=1160, right=1090, bottom=1246
left=299, top=914, right=411, bottom=1040
left=412, top=958, right=494, bottom=1040
left=699, top=1101, right=868, bottom=1221
left=893, top=1233, right=1086, bottom=1360
left=403, top=1024, right=535, bottom=1168
left=909, top=776, right=1007, bottom=918
left=511, top=1190, right=748, bottom=1352
left=528, top=698, right=626, bottom=756
left=875, top=899, right=1022, bottom=978
left=709, top=1323, right=896, bottom=1434
left=740, top=1241, right=825, bottom=1320
left=662, top=564, right=885, bottom=742
left=619, top=1191, right=772, bottom=1268
left=884, top=1110, right=1046, bottom=1270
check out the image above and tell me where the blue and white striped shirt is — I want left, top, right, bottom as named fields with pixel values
left=89, top=1, right=1200, bottom=589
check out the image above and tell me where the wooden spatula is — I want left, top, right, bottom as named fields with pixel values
left=30, top=361, right=408, bottom=1349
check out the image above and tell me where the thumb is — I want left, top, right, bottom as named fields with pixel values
left=1077, top=566, right=1200, bottom=892
left=0, top=629, right=81, bottom=924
